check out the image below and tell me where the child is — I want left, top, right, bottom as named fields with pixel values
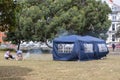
left=4, top=51, right=15, bottom=60
left=16, top=50, right=23, bottom=61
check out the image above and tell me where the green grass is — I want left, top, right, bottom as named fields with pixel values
left=0, top=51, right=120, bottom=80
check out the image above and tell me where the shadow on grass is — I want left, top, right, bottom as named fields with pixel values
left=0, top=66, right=32, bottom=80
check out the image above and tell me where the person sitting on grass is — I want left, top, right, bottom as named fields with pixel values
left=16, top=50, right=23, bottom=61
left=4, top=50, right=15, bottom=60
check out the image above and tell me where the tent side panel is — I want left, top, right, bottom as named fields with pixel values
left=78, top=41, right=95, bottom=60
left=52, top=41, right=78, bottom=61
left=94, top=42, right=109, bottom=59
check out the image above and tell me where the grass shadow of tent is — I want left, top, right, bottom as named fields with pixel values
left=0, top=66, right=32, bottom=80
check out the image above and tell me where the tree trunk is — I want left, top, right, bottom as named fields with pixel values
left=17, top=40, right=21, bottom=50
left=45, top=41, right=52, bottom=48
left=43, top=37, right=52, bottom=48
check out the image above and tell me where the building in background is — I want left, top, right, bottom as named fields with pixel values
left=105, top=0, right=120, bottom=43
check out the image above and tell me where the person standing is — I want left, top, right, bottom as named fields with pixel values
left=112, top=43, right=116, bottom=51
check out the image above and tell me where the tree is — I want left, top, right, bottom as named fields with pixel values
left=4, top=0, right=27, bottom=50
left=4, top=0, right=111, bottom=49
left=30, top=0, right=111, bottom=41
left=4, top=0, right=43, bottom=50
left=82, top=0, right=111, bottom=37
left=0, top=0, right=16, bottom=31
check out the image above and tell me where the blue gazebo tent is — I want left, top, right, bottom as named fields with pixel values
left=52, top=35, right=81, bottom=61
left=52, top=35, right=109, bottom=61
left=78, top=36, right=109, bottom=60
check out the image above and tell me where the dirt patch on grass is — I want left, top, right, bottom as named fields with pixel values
left=0, top=66, right=32, bottom=80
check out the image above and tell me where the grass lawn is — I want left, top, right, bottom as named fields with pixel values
left=0, top=51, right=120, bottom=80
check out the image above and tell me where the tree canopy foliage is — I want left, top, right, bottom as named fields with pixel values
left=4, top=0, right=111, bottom=49
left=0, top=0, right=15, bottom=31
left=23, top=0, right=111, bottom=41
